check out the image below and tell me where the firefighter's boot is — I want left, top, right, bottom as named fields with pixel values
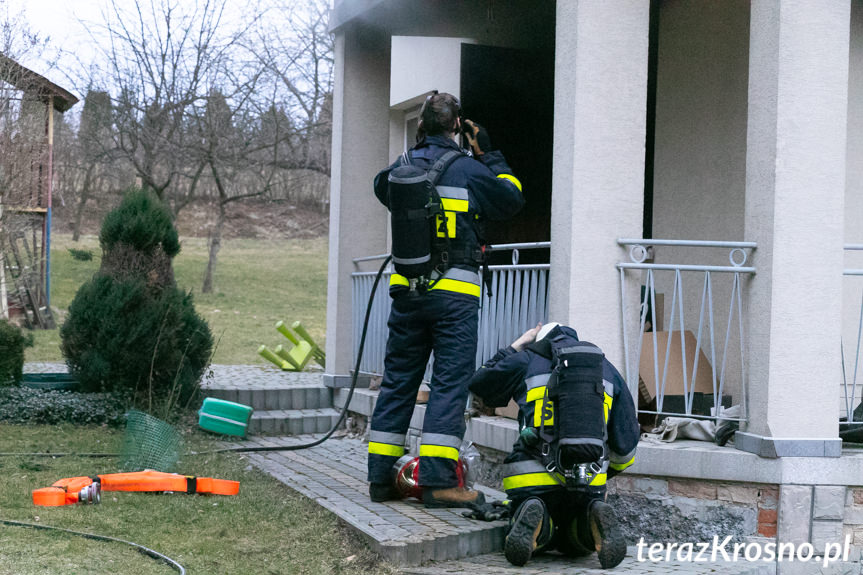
left=504, top=497, right=550, bottom=566
left=588, top=500, right=626, bottom=569
left=422, top=486, right=485, bottom=508
left=369, top=482, right=401, bottom=503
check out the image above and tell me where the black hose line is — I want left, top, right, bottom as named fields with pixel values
left=0, top=255, right=392, bottom=461
left=197, top=254, right=392, bottom=456
left=1, top=519, right=185, bottom=574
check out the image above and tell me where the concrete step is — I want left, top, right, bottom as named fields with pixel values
left=249, top=408, right=341, bottom=435
left=205, top=385, right=332, bottom=411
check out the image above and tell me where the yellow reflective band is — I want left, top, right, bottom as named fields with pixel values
left=589, top=473, right=607, bottom=486
left=368, top=442, right=405, bottom=457
left=604, top=392, right=613, bottom=424
left=526, top=386, right=546, bottom=403
left=419, top=444, right=460, bottom=460
left=430, top=278, right=481, bottom=297
left=497, top=173, right=522, bottom=192
left=440, top=198, right=469, bottom=212
left=391, top=273, right=480, bottom=297
left=436, top=212, right=457, bottom=238
left=610, top=457, right=634, bottom=471
left=503, top=472, right=561, bottom=490
left=526, top=386, right=553, bottom=427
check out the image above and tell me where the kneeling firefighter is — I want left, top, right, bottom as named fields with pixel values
left=367, top=91, right=524, bottom=507
left=469, top=322, right=640, bottom=568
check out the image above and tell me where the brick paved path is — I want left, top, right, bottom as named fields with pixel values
left=233, top=435, right=508, bottom=565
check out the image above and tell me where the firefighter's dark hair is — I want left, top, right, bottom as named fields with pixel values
left=417, top=91, right=461, bottom=138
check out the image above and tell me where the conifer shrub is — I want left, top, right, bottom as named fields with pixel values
left=0, top=319, right=32, bottom=386
left=61, top=188, right=213, bottom=410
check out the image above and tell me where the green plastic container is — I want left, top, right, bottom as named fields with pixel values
left=198, top=397, right=254, bottom=437
left=21, top=373, right=79, bottom=391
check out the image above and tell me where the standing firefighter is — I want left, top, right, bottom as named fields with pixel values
left=368, top=92, right=524, bottom=507
left=470, top=322, right=639, bottom=568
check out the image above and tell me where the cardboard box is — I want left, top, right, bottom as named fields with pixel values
left=638, top=330, right=715, bottom=402
left=495, top=398, right=520, bottom=420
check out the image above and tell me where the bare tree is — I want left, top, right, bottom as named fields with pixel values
left=93, top=0, right=247, bottom=201
left=71, top=89, right=113, bottom=240
left=251, top=0, right=333, bottom=177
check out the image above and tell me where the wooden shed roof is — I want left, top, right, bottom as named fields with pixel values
left=0, top=54, right=79, bottom=112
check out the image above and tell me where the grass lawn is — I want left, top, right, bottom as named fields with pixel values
left=0, top=423, right=394, bottom=575
left=27, top=234, right=329, bottom=365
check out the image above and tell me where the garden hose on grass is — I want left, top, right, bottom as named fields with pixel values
left=1, top=519, right=185, bottom=574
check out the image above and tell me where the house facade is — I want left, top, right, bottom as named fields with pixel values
left=325, top=1, right=863, bottom=564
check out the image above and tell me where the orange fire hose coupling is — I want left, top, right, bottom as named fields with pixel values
left=33, top=470, right=240, bottom=506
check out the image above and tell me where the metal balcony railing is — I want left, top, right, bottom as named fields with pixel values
left=617, top=239, right=756, bottom=424
left=351, top=242, right=550, bottom=378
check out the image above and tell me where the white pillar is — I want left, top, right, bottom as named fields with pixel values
left=740, top=0, right=850, bottom=457
left=325, top=26, right=391, bottom=381
left=549, top=0, right=650, bottom=369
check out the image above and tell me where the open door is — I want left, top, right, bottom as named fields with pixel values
left=460, top=44, right=554, bottom=264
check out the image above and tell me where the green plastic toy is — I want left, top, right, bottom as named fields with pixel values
left=258, top=320, right=325, bottom=371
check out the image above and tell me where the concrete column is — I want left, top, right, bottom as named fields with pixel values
left=739, top=0, right=850, bottom=457
left=325, top=25, right=391, bottom=382
left=549, top=0, right=650, bottom=370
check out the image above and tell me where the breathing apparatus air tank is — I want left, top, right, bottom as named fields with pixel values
left=548, top=340, right=607, bottom=484
left=388, top=163, right=437, bottom=280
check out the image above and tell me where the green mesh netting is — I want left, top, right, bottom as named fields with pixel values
left=120, top=410, right=182, bottom=472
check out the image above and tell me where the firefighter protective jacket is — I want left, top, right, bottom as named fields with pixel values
left=374, top=135, right=524, bottom=299
left=469, top=325, right=639, bottom=495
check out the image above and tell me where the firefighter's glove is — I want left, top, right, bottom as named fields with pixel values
left=462, top=499, right=510, bottom=522
left=463, top=119, right=492, bottom=157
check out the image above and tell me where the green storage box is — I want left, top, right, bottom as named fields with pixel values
left=21, top=373, right=79, bottom=391
left=198, top=398, right=254, bottom=437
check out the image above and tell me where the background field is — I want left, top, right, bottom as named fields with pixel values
left=26, top=233, right=329, bottom=366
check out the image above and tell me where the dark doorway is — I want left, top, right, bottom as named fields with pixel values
left=460, top=44, right=554, bottom=265
left=643, top=0, right=661, bottom=239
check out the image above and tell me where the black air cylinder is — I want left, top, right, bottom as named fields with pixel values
left=388, top=165, right=435, bottom=279
left=554, top=342, right=606, bottom=467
